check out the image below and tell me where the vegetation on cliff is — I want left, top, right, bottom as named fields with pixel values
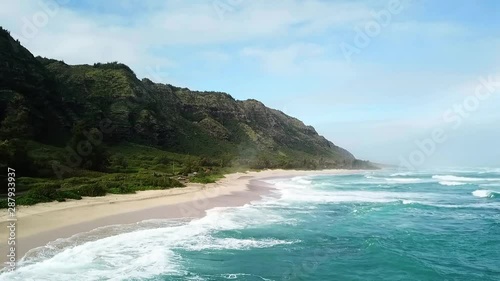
left=0, top=27, right=376, bottom=207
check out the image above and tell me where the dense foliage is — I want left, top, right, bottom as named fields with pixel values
left=0, top=27, right=376, bottom=207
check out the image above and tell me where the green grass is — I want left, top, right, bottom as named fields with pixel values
left=190, top=173, right=225, bottom=184
left=0, top=142, right=206, bottom=208
left=0, top=140, right=376, bottom=208
left=0, top=172, right=186, bottom=208
left=108, top=142, right=199, bottom=174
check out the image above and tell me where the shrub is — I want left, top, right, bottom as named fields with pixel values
left=190, top=172, right=224, bottom=184
left=58, top=190, right=82, bottom=200
left=155, top=155, right=170, bottom=165
left=110, top=153, right=128, bottom=168
left=12, top=183, right=60, bottom=205
left=107, top=185, right=135, bottom=194
left=77, top=184, right=106, bottom=197
left=16, top=196, right=40, bottom=206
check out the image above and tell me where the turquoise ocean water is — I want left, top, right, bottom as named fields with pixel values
left=2, top=168, right=500, bottom=280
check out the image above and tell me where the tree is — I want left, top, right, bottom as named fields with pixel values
left=67, top=122, right=110, bottom=172
left=0, top=139, right=37, bottom=178
left=0, top=106, right=32, bottom=139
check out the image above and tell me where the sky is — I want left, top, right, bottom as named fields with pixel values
left=1, top=0, right=500, bottom=168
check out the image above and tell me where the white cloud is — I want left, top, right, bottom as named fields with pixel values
left=241, top=43, right=325, bottom=75
left=240, top=42, right=358, bottom=79
left=2, top=0, right=499, bottom=165
left=0, top=0, right=378, bottom=82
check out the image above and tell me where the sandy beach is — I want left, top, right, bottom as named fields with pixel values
left=0, top=169, right=363, bottom=265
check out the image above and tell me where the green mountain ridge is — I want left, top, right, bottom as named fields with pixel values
left=0, top=27, right=375, bottom=206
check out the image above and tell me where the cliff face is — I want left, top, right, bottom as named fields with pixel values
left=0, top=27, right=371, bottom=171
left=0, top=28, right=70, bottom=144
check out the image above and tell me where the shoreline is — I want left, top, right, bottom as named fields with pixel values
left=0, top=169, right=365, bottom=264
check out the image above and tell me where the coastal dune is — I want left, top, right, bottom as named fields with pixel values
left=0, top=169, right=361, bottom=264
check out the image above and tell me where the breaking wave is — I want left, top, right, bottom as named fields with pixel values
left=472, top=190, right=499, bottom=198
left=439, top=181, right=467, bottom=186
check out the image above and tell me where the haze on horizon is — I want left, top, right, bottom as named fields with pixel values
left=2, top=0, right=499, bottom=168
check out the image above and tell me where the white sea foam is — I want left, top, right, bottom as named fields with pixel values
left=364, top=175, right=425, bottom=184
left=220, top=273, right=275, bottom=280
left=480, top=183, right=500, bottom=187
left=274, top=178, right=497, bottom=211
left=182, top=238, right=297, bottom=251
left=472, top=190, right=499, bottom=198
left=269, top=176, right=440, bottom=204
left=1, top=204, right=296, bottom=281
left=478, top=168, right=500, bottom=174
left=433, top=175, right=500, bottom=182
left=270, top=176, right=313, bottom=189
left=290, top=176, right=312, bottom=185
left=279, top=189, right=400, bottom=203
left=277, top=187, right=435, bottom=204
left=439, top=181, right=467, bottom=186
left=403, top=202, right=500, bottom=210
left=5, top=171, right=499, bottom=281
left=390, top=172, right=415, bottom=177
left=433, top=175, right=481, bottom=182
left=2, top=227, right=185, bottom=281
left=384, top=178, right=421, bottom=183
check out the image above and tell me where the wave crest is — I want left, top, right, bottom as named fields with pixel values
left=439, top=181, right=466, bottom=186
left=385, top=178, right=421, bottom=183
left=433, top=175, right=500, bottom=182
left=472, top=190, right=499, bottom=198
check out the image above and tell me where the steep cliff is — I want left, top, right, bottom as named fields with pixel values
left=0, top=26, right=373, bottom=178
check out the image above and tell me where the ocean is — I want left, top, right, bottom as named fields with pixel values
left=2, top=168, right=500, bottom=280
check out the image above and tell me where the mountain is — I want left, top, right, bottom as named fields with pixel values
left=0, top=26, right=375, bottom=206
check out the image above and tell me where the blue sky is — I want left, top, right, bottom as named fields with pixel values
left=2, top=0, right=500, bottom=168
